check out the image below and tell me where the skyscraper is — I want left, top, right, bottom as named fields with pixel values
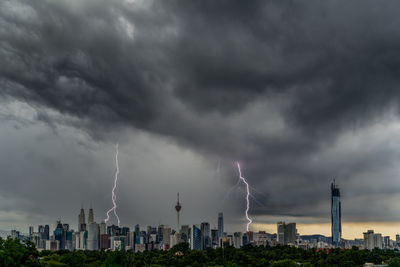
left=218, top=212, right=224, bottom=238
left=191, top=225, right=202, bottom=250
left=277, top=222, right=297, bottom=245
left=100, top=221, right=107, bottom=235
left=44, top=225, right=50, bottom=240
left=331, top=180, right=342, bottom=247
left=79, top=207, right=86, bottom=231
left=200, top=222, right=210, bottom=250
left=88, top=207, right=94, bottom=224
left=180, top=225, right=190, bottom=243
left=54, top=221, right=65, bottom=250
left=277, top=222, right=285, bottom=245
left=211, top=229, right=219, bottom=248
left=87, top=222, right=99, bottom=250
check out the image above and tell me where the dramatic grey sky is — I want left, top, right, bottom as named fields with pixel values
left=2, top=0, right=400, bottom=236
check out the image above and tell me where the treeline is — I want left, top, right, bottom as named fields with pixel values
left=3, top=237, right=400, bottom=266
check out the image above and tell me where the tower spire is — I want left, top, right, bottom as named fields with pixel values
left=175, top=192, right=182, bottom=230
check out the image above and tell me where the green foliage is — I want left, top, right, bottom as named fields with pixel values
left=389, top=257, right=400, bottom=267
left=0, top=237, right=39, bottom=267
left=271, top=259, right=298, bottom=267
left=3, top=237, right=400, bottom=266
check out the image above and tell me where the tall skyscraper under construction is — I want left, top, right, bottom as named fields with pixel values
left=331, top=180, right=342, bottom=247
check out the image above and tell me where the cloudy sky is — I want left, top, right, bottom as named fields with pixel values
left=2, top=0, right=400, bottom=239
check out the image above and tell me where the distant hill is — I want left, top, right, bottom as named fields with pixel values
left=300, top=235, right=329, bottom=241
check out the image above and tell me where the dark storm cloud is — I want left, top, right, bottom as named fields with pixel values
left=2, top=0, right=400, bottom=222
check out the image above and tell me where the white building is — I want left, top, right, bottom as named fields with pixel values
left=363, top=230, right=383, bottom=250
left=74, top=232, right=81, bottom=250
left=79, top=231, right=86, bottom=250
left=162, top=226, right=171, bottom=250
left=233, top=232, right=243, bottom=248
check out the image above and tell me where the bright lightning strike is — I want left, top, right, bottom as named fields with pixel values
left=105, top=143, right=121, bottom=227
left=236, top=162, right=253, bottom=231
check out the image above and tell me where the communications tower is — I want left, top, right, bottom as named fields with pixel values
left=175, top=193, right=182, bottom=230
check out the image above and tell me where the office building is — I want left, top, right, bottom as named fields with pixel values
left=191, top=225, right=202, bottom=250
left=384, top=236, right=391, bottom=248
left=87, top=222, right=99, bottom=250
left=211, top=229, right=219, bottom=248
left=277, top=222, right=297, bottom=245
left=180, top=225, right=190, bottom=243
left=88, top=207, right=94, bottom=224
left=100, top=221, right=106, bottom=235
left=44, top=225, right=50, bottom=240
left=201, top=222, right=211, bottom=250
left=218, top=212, right=224, bottom=238
left=121, top=227, right=130, bottom=236
left=107, top=225, right=120, bottom=237
left=54, top=221, right=65, bottom=250
left=242, top=233, right=249, bottom=246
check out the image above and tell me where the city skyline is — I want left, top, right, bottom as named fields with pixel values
left=6, top=184, right=400, bottom=242
left=9, top=201, right=400, bottom=252
left=4, top=0, right=400, bottom=241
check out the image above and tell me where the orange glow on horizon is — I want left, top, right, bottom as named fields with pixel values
left=251, top=222, right=400, bottom=240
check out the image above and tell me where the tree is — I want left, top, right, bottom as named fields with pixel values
left=271, top=259, right=298, bottom=267
left=389, top=257, right=400, bottom=267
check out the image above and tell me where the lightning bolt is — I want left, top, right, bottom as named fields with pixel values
left=105, top=143, right=121, bottom=227
left=236, top=162, right=252, bottom=231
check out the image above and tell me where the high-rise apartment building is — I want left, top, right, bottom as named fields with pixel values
left=363, top=230, right=383, bottom=250
left=331, top=181, right=342, bottom=247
